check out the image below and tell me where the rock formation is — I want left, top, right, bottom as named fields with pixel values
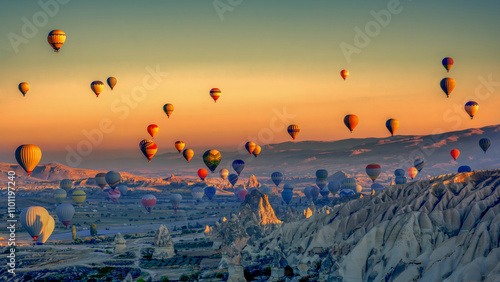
left=152, top=224, right=175, bottom=259
left=114, top=232, right=126, bottom=253
left=246, top=174, right=260, bottom=188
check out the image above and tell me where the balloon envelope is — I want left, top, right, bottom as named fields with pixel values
left=53, top=189, right=67, bottom=204
left=183, top=149, right=194, bottom=163
left=315, top=169, right=328, bottom=180
left=271, top=172, right=284, bottom=187
left=203, top=150, right=222, bottom=173
left=95, top=173, right=107, bottom=189
left=117, top=184, right=128, bottom=196
left=479, top=138, right=491, bottom=153
left=238, top=189, right=249, bottom=201
left=142, top=194, right=157, bottom=213
left=170, top=194, right=182, bottom=211
left=245, top=142, right=256, bottom=155
left=365, top=164, right=381, bottom=182
left=340, top=69, right=349, bottom=80
left=140, top=139, right=157, bottom=162
left=107, top=190, right=121, bottom=203
left=281, top=189, right=293, bottom=204
left=210, top=88, right=221, bottom=102
left=341, top=178, right=357, bottom=190
left=414, top=159, right=424, bottom=172
left=303, top=186, right=312, bottom=200
left=442, top=57, right=454, bottom=72
left=198, top=168, right=208, bottom=180
left=440, top=78, right=455, bottom=98
left=47, top=29, right=66, bottom=52
left=19, top=82, right=30, bottom=96
left=407, top=167, right=418, bottom=180
left=344, top=114, right=359, bottom=133
left=320, top=188, right=330, bottom=198
left=56, top=203, right=75, bottom=227
left=464, top=101, right=479, bottom=119
left=328, top=181, right=341, bottom=195
left=107, top=77, right=117, bottom=90
left=450, top=149, right=460, bottom=161
left=15, top=144, right=42, bottom=176
left=219, top=169, right=229, bottom=180
left=175, top=141, right=185, bottom=153
left=60, top=179, right=73, bottom=192
left=204, top=186, right=216, bottom=200
left=232, top=160, right=245, bottom=175
left=310, top=187, right=320, bottom=201
left=72, top=190, right=86, bottom=206
left=147, top=124, right=159, bottom=138
left=90, top=81, right=104, bottom=97
left=394, top=169, right=405, bottom=177
left=253, top=145, right=261, bottom=158
left=386, top=119, right=399, bottom=136
left=37, top=216, right=55, bottom=245
left=458, top=165, right=472, bottom=173
left=163, top=103, right=174, bottom=118
left=20, top=206, right=50, bottom=240
left=105, top=171, right=121, bottom=189
left=287, top=124, right=300, bottom=140
left=228, top=174, right=239, bottom=187
left=316, top=178, right=326, bottom=190
left=192, top=187, right=205, bottom=200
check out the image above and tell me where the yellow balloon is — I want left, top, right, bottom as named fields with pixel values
left=15, top=144, right=42, bottom=176
left=183, top=149, right=194, bottom=163
left=91, top=81, right=104, bottom=97
left=20, top=206, right=50, bottom=241
left=72, top=190, right=86, bottom=207
left=37, top=216, right=55, bottom=244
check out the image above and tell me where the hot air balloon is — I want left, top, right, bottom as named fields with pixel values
left=316, top=178, right=326, bottom=190
left=252, top=145, right=261, bottom=158
left=175, top=141, right=185, bottom=153
left=414, top=159, right=424, bottom=173
left=140, top=139, right=157, bottom=162
left=36, top=216, right=54, bottom=245
left=105, top=171, right=121, bottom=189
left=204, top=186, right=216, bottom=200
left=260, top=185, right=273, bottom=196
left=310, top=187, right=320, bottom=201
left=107, top=77, right=117, bottom=90
left=479, top=138, right=491, bottom=153
left=220, top=169, right=229, bottom=180
left=142, top=194, right=157, bottom=213
left=464, top=101, right=479, bottom=119
left=72, top=190, right=86, bottom=207
left=316, top=169, right=328, bottom=181
left=407, top=167, right=418, bottom=180
left=386, top=119, right=399, bottom=136
left=232, top=160, right=245, bottom=175
left=271, top=172, right=283, bottom=187
left=228, top=174, right=239, bottom=187
left=20, top=206, right=50, bottom=241
left=365, top=164, right=381, bottom=182
left=238, top=190, right=249, bottom=202
left=440, top=78, right=455, bottom=98
left=117, top=184, right=128, bottom=196
left=442, top=57, right=454, bottom=72
left=47, top=29, right=66, bottom=52
left=339, top=189, right=355, bottom=197
left=341, top=178, right=356, bottom=191
left=56, top=203, right=74, bottom=227
left=95, top=173, right=107, bottom=189
left=303, top=186, right=312, bottom=200
left=60, top=179, right=72, bottom=192
left=53, top=189, right=67, bottom=204
left=147, top=124, right=159, bottom=138
left=192, top=187, right=205, bottom=201
left=287, top=124, right=300, bottom=140
left=344, top=114, right=359, bottom=133
left=245, top=142, right=256, bottom=155
left=355, top=185, right=363, bottom=194
left=458, top=165, right=472, bottom=173
left=18, top=82, right=30, bottom=96
left=394, top=169, right=405, bottom=177
left=170, top=194, right=182, bottom=212
left=210, top=88, right=221, bottom=102
left=395, top=176, right=407, bottom=184
left=15, top=144, right=42, bottom=176
left=450, top=149, right=460, bottom=161
left=340, top=69, right=349, bottom=80
left=371, top=183, right=385, bottom=192
left=181, top=149, right=194, bottom=163
left=198, top=169, right=208, bottom=180
left=203, top=150, right=222, bottom=173
left=108, top=189, right=121, bottom=203
left=320, top=188, right=330, bottom=199
left=282, top=183, right=294, bottom=204
left=328, top=181, right=341, bottom=195
left=91, top=81, right=104, bottom=97
left=163, top=103, right=174, bottom=118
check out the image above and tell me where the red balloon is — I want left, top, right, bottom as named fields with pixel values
left=237, top=189, right=249, bottom=201
left=450, top=149, right=460, bottom=161
left=198, top=168, right=208, bottom=180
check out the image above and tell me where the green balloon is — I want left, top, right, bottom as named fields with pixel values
left=203, top=150, right=221, bottom=173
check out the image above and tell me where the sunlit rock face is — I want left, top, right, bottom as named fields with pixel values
left=237, top=170, right=500, bottom=281
left=152, top=224, right=175, bottom=259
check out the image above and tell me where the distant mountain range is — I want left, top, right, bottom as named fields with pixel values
left=3, top=125, right=499, bottom=183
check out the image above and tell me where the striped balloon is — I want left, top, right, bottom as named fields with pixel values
left=414, top=159, right=424, bottom=172
left=442, top=57, right=454, bottom=72
left=365, top=163, right=381, bottom=182
left=440, top=77, right=455, bottom=98
left=53, top=189, right=67, bottom=204
left=47, top=29, right=66, bottom=52
left=341, top=178, right=357, bottom=191
left=315, top=169, right=328, bottom=181
left=163, top=103, right=174, bottom=118
left=228, top=173, right=239, bottom=187
left=72, top=190, right=86, bottom=207
left=386, top=119, right=399, bottom=136
left=271, top=172, right=283, bottom=187
left=287, top=124, right=300, bottom=140
left=105, top=171, right=121, bottom=189
left=60, top=179, right=73, bottom=192
left=36, top=216, right=55, bottom=245
left=210, top=88, right=221, bottom=102
left=464, top=101, right=479, bottom=119
left=90, top=81, right=104, bottom=97
left=142, top=194, right=157, bottom=213
left=95, top=173, right=107, bottom=189
left=15, top=144, right=42, bottom=176
left=140, top=139, right=157, bottom=162
left=20, top=206, right=50, bottom=241
left=108, top=190, right=121, bottom=203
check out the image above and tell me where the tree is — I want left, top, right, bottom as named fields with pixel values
left=90, top=223, right=97, bottom=237
left=72, top=225, right=76, bottom=241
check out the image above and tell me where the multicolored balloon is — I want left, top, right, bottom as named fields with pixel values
left=56, top=203, right=74, bottom=227
left=450, top=149, right=460, bottom=161
left=344, top=114, right=359, bottom=133
left=232, top=159, right=245, bottom=175
left=464, top=101, right=479, bottom=119
left=163, top=103, right=174, bottom=118
left=147, top=124, right=159, bottom=138
left=228, top=173, right=239, bottom=187
left=18, top=82, right=30, bottom=96
left=203, top=150, right=222, bottom=173
left=91, top=81, right=104, bottom=97
left=107, top=189, right=121, bottom=203
left=340, top=69, right=349, bottom=80
left=47, top=29, right=66, bottom=52
left=386, top=119, right=399, bottom=136
left=107, top=77, right=117, bottom=90
left=442, top=57, right=454, bottom=72
left=142, top=194, right=157, bottom=213
left=198, top=168, right=208, bottom=180
left=440, top=77, right=455, bottom=98
left=140, top=139, right=157, bottom=162
left=175, top=141, right=185, bottom=153
left=245, top=142, right=256, bottom=155
left=15, top=144, right=42, bottom=176
left=365, top=164, right=381, bottom=182
left=252, top=145, right=261, bottom=158
left=479, top=138, right=491, bottom=153
left=105, top=171, right=121, bottom=189
left=210, top=88, right=221, bottom=102
left=183, top=149, right=194, bottom=163
left=287, top=124, right=300, bottom=140
left=414, top=159, right=424, bottom=172
left=407, top=167, right=418, bottom=180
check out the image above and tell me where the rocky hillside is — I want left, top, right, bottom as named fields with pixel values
left=216, top=170, right=500, bottom=281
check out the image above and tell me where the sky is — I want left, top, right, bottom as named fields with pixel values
left=0, top=0, right=499, bottom=167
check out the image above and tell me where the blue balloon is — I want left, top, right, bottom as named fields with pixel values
left=479, top=138, right=491, bottom=153
left=395, top=176, right=407, bottom=184
left=458, top=165, right=472, bottom=173
left=281, top=188, right=293, bottom=205
left=271, top=171, right=283, bottom=187
left=315, top=169, right=328, bottom=180
left=319, top=188, right=330, bottom=199
left=232, top=160, right=245, bottom=175
left=371, top=183, right=385, bottom=191
left=394, top=169, right=405, bottom=177
left=328, top=181, right=341, bottom=195
left=310, top=186, right=320, bottom=201
left=204, top=186, right=216, bottom=200
left=228, top=174, right=239, bottom=187
left=339, top=189, right=355, bottom=197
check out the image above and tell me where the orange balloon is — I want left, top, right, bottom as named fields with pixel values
left=287, top=125, right=300, bottom=140
left=175, top=141, right=185, bottom=153
left=18, top=82, right=30, bottom=96
left=340, top=69, right=349, bottom=80
left=407, top=167, right=418, bottom=180
left=147, top=124, right=159, bottom=138
left=245, top=142, right=256, bottom=155
left=183, top=149, right=194, bottom=163
left=91, top=81, right=104, bottom=97
left=47, top=30, right=66, bottom=52
left=210, top=88, right=221, bottom=102
left=344, top=114, right=359, bottom=133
